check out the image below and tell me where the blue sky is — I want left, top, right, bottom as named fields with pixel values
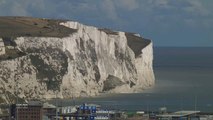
left=0, top=0, right=212, bottom=47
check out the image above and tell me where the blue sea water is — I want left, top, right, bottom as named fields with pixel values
left=61, top=47, right=213, bottom=112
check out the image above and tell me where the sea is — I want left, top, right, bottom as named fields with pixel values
left=59, top=47, right=213, bottom=112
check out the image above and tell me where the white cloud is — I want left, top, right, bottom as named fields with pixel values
left=0, top=0, right=46, bottom=16
left=184, top=0, right=210, bottom=16
left=0, top=0, right=212, bottom=30
left=30, top=0, right=45, bottom=11
left=137, top=0, right=213, bottom=29
left=0, top=0, right=6, bottom=5
left=152, top=0, right=171, bottom=9
left=100, top=0, right=119, bottom=20
left=116, top=0, right=139, bottom=11
left=10, top=1, right=29, bottom=16
left=144, top=0, right=210, bottom=16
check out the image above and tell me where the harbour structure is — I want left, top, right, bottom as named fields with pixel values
left=44, top=103, right=122, bottom=120
left=156, top=110, right=200, bottom=120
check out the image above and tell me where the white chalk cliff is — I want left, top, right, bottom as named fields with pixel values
left=0, top=18, right=154, bottom=103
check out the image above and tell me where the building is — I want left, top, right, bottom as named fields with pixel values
left=156, top=111, right=200, bottom=120
left=0, top=114, right=9, bottom=120
left=95, top=110, right=116, bottom=120
left=60, top=106, right=77, bottom=114
left=10, top=101, right=43, bottom=120
left=75, top=103, right=97, bottom=120
left=42, top=102, right=57, bottom=120
left=41, top=103, right=123, bottom=120
left=75, top=104, right=124, bottom=120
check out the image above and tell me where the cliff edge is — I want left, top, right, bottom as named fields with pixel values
left=0, top=17, right=155, bottom=103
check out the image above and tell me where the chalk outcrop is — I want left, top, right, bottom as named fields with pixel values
left=0, top=38, right=5, bottom=55
left=0, top=17, right=154, bottom=103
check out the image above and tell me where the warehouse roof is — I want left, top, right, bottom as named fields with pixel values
left=157, top=111, right=200, bottom=118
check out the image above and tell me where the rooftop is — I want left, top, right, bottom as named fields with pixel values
left=157, top=111, right=200, bottom=118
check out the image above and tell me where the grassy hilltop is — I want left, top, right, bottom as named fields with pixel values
left=0, top=16, right=76, bottom=38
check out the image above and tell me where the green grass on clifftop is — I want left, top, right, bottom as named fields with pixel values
left=0, top=16, right=77, bottom=38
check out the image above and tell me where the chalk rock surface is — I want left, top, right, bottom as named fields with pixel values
left=0, top=17, right=154, bottom=102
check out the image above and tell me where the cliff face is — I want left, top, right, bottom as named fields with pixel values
left=0, top=17, right=154, bottom=103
